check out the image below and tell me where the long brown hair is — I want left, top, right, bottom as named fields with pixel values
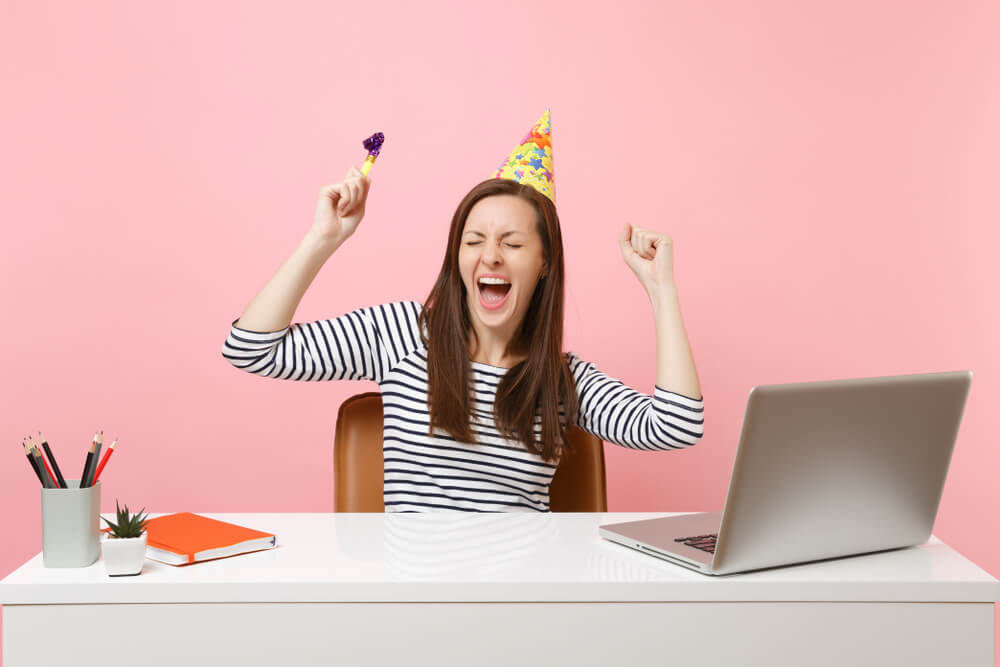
left=418, top=178, right=579, bottom=463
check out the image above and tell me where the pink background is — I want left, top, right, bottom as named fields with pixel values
left=3, top=0, right=998, bottom=660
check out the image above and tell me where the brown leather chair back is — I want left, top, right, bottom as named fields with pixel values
left=334, top=392, right=608, bottom=512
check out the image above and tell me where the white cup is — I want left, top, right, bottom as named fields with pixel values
left=40, top=479, right=101, bottom=567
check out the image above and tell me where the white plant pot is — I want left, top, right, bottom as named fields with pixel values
left=101, top=532, right=147, bottom=577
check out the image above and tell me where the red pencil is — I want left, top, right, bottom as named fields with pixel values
left=92, top=437, right=118, bottom=484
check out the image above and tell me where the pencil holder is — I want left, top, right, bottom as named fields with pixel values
left=40, top=479, right=101, bottom=567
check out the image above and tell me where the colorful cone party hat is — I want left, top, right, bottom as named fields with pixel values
left=492, top=109, right=555, bottom=203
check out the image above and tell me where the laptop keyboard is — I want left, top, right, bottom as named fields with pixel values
left=675, top=533, right=718, bottom=553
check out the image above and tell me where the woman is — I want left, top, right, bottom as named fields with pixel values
left=223, top=141, right=704, bottom=512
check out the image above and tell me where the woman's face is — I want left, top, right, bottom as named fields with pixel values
left=458, top=194, right=547, bottom=346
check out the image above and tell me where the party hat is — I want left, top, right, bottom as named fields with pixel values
left=492, top=108, right=555, bottom=203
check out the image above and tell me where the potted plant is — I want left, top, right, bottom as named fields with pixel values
left=100, top=501, right=149, bottom=577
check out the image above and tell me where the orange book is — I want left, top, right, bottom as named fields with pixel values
left=141, top=513, right=277, bottom=566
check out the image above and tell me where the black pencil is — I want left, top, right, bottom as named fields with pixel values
left=84, top=431, right=103, bottom=488
left=80, top=432, right=97, bottom=489
left=28, top=435, right=61, bottom=488
left=38, top=431, right=66, bottom=488
left=23, top=440, right=45, bottom=487
left=29, top=440, right=55, bottom=488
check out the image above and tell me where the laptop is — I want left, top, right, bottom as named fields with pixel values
left=599, top=370, right=972, bottom=575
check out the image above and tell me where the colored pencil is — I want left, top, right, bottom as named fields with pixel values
left=23, top=440, right=44, bottom=486
left=92, top=437, right=117, bottom=484
left=30, top=440, right=55, bottom=488
left=38, top=431, right=66, bottom=488
left=29, top=437, right=59, bottom=489
left=29, top=436, right=61, bottom=488
left=84, top=431, right=103, bottom=487
left=79, top=432, right=97, bottom=489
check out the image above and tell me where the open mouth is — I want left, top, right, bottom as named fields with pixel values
left=477, top=276, right=512, bottom=310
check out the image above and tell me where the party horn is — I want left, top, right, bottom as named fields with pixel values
left=360, top=132, right=385, bottom=176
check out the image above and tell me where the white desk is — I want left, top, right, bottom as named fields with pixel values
left=2, top=512, right=998, bottom=666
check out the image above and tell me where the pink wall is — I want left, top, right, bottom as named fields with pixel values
left=3, top=0, right=998, bottom=660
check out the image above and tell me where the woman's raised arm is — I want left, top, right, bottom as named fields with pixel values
left=234, top=166, right=371, bottom=332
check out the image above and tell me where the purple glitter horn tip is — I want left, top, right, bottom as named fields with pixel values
left=362, top=132, right=385, bottom=157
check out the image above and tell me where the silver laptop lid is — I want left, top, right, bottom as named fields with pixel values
left=710, top=370, right=972, bottom=575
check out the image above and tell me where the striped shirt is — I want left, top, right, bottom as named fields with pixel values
left=221, top=300, right=705, bottom=512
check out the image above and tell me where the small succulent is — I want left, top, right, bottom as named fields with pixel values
left=101, top=500, right=149, bottom=539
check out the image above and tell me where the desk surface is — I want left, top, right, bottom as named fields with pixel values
left=2, top=512, right=997, bottom=604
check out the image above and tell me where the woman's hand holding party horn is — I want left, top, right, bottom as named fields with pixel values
left=311, top=166, right=372, bottom=248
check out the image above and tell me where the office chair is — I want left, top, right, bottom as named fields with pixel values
left=334, top=392, right=608, bottom=512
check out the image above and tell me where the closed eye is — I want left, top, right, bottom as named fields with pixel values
left=464, top=241, right=522, bottom=248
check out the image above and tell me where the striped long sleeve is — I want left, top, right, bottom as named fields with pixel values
left=221, top=300, right=705, bottom=511
left=567, top=352, right=704, bottom=450
left=221, top=301, right=424, bottom=383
